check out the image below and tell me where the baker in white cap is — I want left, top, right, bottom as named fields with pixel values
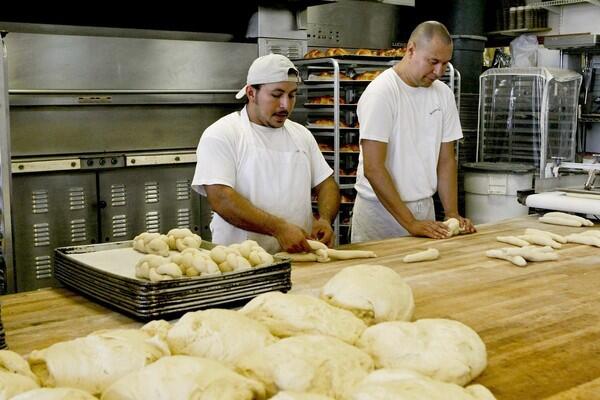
left=192, top=54, right=340, bottom=253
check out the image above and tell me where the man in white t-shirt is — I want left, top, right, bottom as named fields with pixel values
left=192, top=54, right=340, bottom=253
left=351, top=21, right=476, bottom=242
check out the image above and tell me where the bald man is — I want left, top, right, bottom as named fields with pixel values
left=351, top=21, right=476, bottom=242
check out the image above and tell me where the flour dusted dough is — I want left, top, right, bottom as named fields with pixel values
left=11, top=388, right=98, bottom=400
left=350, top=369, right=496, bottom=400
left=102, top=355, right=265, bottom=400
left=271, top=391, right=335, bottom=400
left=236, top=335, right=373, bottom=398
left=239, top=291, right=366, bottom=344
left=356, top=319, right=487, bottom=386
left=28, top=328, right=170, bottom=395
left=0, top=350, right=40, bottom=400
left=167, top=309, right=277, bottom=365
left=320, top=264, right=414, bottom=325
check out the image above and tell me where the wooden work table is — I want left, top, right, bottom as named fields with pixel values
left=1, top=216, right=600, bottom=399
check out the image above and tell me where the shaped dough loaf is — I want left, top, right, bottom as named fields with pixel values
left=28, top=329, right=170, bottom=395
left=102, top=355, right=266, bottom=400
left=271, top=392, right=334, bottom=400
left=320, top=265, right=414, bottom=325
left=132, top=232, right=170, bottom=257
left=402, top=248, right=439, bottom=263
left=239, top=291, right=366, bottom=344
left=0, top=350, right=40, bottom=400
left=167, top=309, right=277, bottom=365
left=236, top=335, right=373, bottom=399
left=356, top=319, right=487, bottom=386
left=11, top=388, right=97, bottom=400
left=166, top=228, right=202, bottom=251
left=543, top=212, right=593, bottom=226
left=443, top=218, right=461, bottom=237
left=350, top=369, right=496, bottom=400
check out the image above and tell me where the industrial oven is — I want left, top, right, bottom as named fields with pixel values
left=1, top=32, right=257, bottom=292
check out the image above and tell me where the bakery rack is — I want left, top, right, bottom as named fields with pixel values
left=292, top=57, right=460, bottom=244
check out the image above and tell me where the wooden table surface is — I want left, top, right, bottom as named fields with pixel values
left=2, top=216, right=600, bottom=400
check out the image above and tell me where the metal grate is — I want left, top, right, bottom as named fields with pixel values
left=144, top=182, right=159, bottom=204
left=145, top=211, right=160, bottom=232
left=70, top=218, right=87, bottom=242
left=177, top=208, right=191, bottom=228
left=112, top=214, right=127, bottom=238
left=31, top=190, right=49, bottom=214
left=33, top=223, right=50, bottom=247
left=34, top=255, right=52, bottom=279
left=111, top=184, right=126, bottom=207
left=176, top=179, right=191, bottom=201
left=68, top=187, right=86, bottom=210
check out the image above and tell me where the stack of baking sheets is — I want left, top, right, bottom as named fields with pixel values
left=0, top=305, right=6, bottom=349
left=54, top=241, right=292, bottom=321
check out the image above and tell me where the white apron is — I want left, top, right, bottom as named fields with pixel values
left=210, top=107, right=313, bottom=253
left=350, top=194, right=435, bottom=243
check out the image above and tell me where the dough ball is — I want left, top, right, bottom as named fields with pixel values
left=239, top=291, right=366, bottom=344
left=236, top=335, right=373, bottom=398
left=11, top=388, right=98, bottom=400
left=320, top=264, right=414, bottom=325
left=271, top=391, right=335, bottom=400
left=350, top=369, right=496, bottom=400
left=102, top=355, right=265, bottom=400
left=167, top=309, right=277, bottom=365
left=356, top=319, right=487, bottom=386
left=28, top=329, right=170, bottom=395
left=0, top=350, right=40, bottom=399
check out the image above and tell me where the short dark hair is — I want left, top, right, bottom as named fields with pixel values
left=244, top=84, right=263, bottom=104
left=409, top=21, right=452, bottom=47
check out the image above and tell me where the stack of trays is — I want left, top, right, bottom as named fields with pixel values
left=0, top=304, right=6, bottom=349
left=54, top=241, right=292, bottom=321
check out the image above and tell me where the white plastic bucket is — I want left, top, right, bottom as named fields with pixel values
left=463, top=162, right=534, bottom=224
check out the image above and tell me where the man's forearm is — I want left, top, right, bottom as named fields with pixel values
left=437, top=156, right=458, bottom=217
left=205, top=185, right=284, bottom=236
left=315, top=177, right=340, bottom=223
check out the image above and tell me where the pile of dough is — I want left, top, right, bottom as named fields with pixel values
left=350, top=369, right=496, bottom=400
left=271, top=392, right=334, bottom=400
left=539, top=211, right=594, bottom=227
left=28, top=328, right=170, bottom=395
left=235, top=335, right=373, bottom=398
left=166, top=228, right=202, bottom=252
left=132, top=232, right=170, bottom=257
left=443, top=218, right=463, bottom=237
left=239, top=291, right=366, bottom=344
left=11, top=388, right=97, bottom=400
left=320, top=264, right=414, bottom=325
left=167, top=309, right=277, bottom=365
left=103, top=355, right=266, bottom=400
left=356, top=319, right=487, bottom=386
left=275, top=240, right=376, bottom=263
left=0, top=350, right=40, bottom=399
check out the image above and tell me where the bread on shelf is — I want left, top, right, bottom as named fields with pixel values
left=307, top=95, right=346, bottom=105
left=304, top=49, right=325, bottom=59
left=354, top=48, right=375, bottom=56
left=353, top=71, right=382, bottom=81
left=326, top=47, right=351, bottom=56
left=308, top=71, right=352, bottom=81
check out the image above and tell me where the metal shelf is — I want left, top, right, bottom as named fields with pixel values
left=530, top=0, right=600, bottom=13
left=487, top=27, right=552, bottom=36
left=579, top=114, right=600, bottom=122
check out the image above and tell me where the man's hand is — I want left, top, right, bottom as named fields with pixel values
left=311, top=218, right=334, bottom=248
left=274, top=221, right=312, bottom=253
left=407, top=220, right=449, bottom=239
left=446, top=213, right=477, bottom=234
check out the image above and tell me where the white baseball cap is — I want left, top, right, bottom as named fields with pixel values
left=235, top=53, right=301, bottom=99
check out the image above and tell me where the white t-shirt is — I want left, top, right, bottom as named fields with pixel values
left=354, top=68, right=463, bottom=202
left=192, top=111, right=332, bottom=197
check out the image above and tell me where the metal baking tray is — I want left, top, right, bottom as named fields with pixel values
left=54, top=241, right=292, bottom=321
left=292, top=55, right=400, bottom=62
